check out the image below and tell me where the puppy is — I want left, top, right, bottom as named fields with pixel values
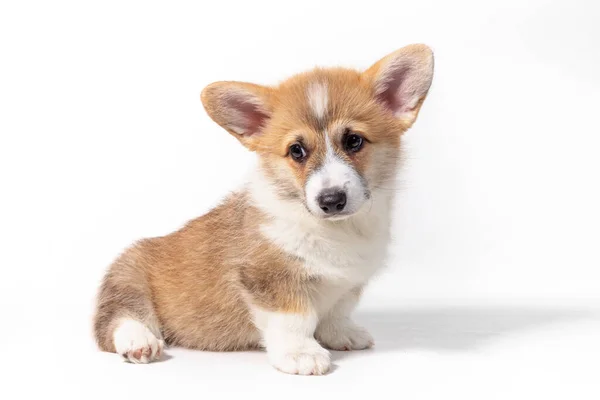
left=93, top=44, right=434, bottom=375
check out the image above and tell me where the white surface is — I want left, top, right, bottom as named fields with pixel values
left=1, top=0, right=599, bottom=399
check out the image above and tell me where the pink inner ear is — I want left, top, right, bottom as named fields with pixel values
left=376, top=64, right=419, bottom=117
left=224, top=95, right=269, bottom=136
left=378, top=66, right=410, bottom=114
left=374, top=54, right=433, bottom=120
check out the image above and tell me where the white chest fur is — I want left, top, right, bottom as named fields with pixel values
left=260, top=208, right=391, bottom=284
left=262, top=212, right=390, bottom=314
left=248, top=170, right=393, bottom=313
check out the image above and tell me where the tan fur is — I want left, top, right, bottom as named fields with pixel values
left=94, top=193, right=315, bottom=351
left=93, top=44, right=434, bottom=357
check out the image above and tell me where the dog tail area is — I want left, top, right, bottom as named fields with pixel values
left=93, top=244, right=164, bottom=363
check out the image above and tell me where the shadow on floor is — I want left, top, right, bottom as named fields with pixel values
left=348, top=305, right=599, bottom=353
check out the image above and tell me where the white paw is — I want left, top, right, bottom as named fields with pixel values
left=316, top=320, right=374, bottom=351
left=113, top=319, right=164, bottom=364
left=268, top=338, right=331, bottom=375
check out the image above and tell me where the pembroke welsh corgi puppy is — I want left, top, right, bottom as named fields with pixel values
left=93, top=44, right=434, bottom=375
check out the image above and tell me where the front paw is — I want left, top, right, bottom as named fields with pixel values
left=316, top=321, right=374, bottom=351
left=268, top=338, right=331, bottom=375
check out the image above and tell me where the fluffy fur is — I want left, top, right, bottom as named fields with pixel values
left=93, top=44, right=434, bottom=375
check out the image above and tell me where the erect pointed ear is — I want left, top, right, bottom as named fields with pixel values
left=364, top=44, right=434, bottom=127
left=201, top=81, right=273, bottom=149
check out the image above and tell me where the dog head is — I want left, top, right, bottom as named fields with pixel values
left=201, top=44, right=434, bottom=219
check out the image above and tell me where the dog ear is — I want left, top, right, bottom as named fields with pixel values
left=201, top=81, right=273, bottom=150
left=364, top=44, right=434, bottom=127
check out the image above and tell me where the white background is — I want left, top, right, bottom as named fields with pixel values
left=1, top=0, right=599, bottom=399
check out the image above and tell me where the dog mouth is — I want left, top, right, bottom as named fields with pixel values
left=320, top=212, right=354, bottom=221
left=302, top=201, right=360, bottom=221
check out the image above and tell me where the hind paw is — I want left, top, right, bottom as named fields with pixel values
left=113, top=319, right=164, bottom=364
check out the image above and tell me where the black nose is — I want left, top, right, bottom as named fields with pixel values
left=318, top=189, right=347, bottom=214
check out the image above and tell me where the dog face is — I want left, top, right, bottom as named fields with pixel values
left=201, top=44, right=434, bottom=219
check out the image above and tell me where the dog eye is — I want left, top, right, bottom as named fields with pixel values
left=289, top=143, right=307, bottom=162
left=343, top=132, right=364, bottom=153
